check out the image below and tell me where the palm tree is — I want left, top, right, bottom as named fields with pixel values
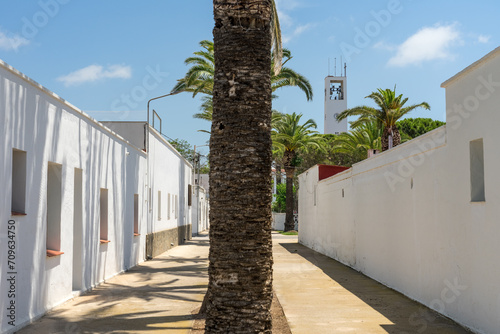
left=270, top=0, right=282, bottom=75
left=333, top=121, right=383, bottom=163
left=206, top=1, right=273, bottom=332
left=172, top=41, right=313, bottom=120
left=336, top=87, right=430, bottom=151
left=272, top=112, right=324, bottom=231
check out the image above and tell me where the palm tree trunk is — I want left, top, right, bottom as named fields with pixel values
left=206, top=1, right=273, bottom=333
left=284, top=167, right=295, bottom=232
left=275, top=163, right=282, bottom=186
left=382, top=125, right=401, bottom=151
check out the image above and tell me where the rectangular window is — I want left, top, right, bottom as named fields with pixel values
left=148, top=187, right=152, bottom=212
left=73, top=168, right=83, bottom=286
left=11, top=149, right=27, bottom=215
left=167, top=193, right=171, bottom=219
left=134, top=194, right=139, bottom=235
left=100, top=188, right=109, bottom=242
left=470, top=139, right=485, bottom=202
left=47, top=162, right=62, bottom=253
left=158, top=191, right=162, bottom=220
left=188, top=185, right=192, bottom=206
left=313, top=185, right=317, bottom=206
left=175, top=195, right=178, bottom=218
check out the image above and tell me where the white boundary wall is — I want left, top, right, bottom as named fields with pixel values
left=298, top=47, right=500, bottom=334
left=0, top=60, right=196, bottom=333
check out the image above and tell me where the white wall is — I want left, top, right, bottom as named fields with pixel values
left=298, top=47, right=500, bottom=334
left=0, top=59, right=196, bottom=334
left=147, top=128, right=193, bottom=235
left=192, top=186, right=209, bottom=235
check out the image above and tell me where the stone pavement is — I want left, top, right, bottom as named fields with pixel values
left=18, top=231, right=469, bottom=333
left=272, top=233, right=469, bottom=334
left=17, top=234, right=210, bottom=334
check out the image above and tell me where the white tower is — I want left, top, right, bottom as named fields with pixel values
left=324, top=73, right=348, bottom=135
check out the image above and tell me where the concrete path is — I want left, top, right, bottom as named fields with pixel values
left=18, top=234, right=210, bottom=334
left=18, top=232, right=469, bottom=333
left=272, top=233, right=469, bottom=334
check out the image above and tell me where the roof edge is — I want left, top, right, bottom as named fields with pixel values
left=0, top=58, right=143, bottom=154
left=441, top=46, right=500, bottom=88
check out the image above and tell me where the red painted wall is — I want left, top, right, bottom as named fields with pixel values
left=318, top=164, right=350, bottom=181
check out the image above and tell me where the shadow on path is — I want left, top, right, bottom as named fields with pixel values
left=276, top=240, right=470, bottom=333
left=17, top=236, right=210, bottom=334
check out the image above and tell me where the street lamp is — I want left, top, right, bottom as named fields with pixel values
left=145, top=91, right=181, bottom=151
left=193, top=144, right=209, bottom=184
left=144, top=91, right=180, bottom=237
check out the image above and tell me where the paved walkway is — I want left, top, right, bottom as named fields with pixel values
left=18, top=232, right=469, bottom=333
left=18, top=234, right=210, bottom=334
left=272, top=233, right=469, bottom=334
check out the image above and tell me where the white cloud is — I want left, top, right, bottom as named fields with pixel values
left=373, top=41, right=396, bottom=51
left=477, top=34, right=490, bottom=44
left=274, top=0, right=314, bottom=44
left=57, top=64, right=132, bottom=86
left=283, top=23, right=314, bottom=44
left=388, top=24, right=461, bottom=67
left=0, top=29, right=29, bottom=51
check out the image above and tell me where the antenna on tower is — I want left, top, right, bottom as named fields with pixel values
left=334, top=58, right=337, bottom=77
left=340, top=56, right=343, bottom=76
left=328, top=58, right=330, bottom=76
left=344, top=63, right=347, bottom=77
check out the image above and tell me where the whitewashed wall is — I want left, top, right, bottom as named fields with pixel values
left=148, top=128, right=193, bottom=235
left=0, top=60, right=195, bottom=333
left=298, top=47, right=500, bottom=334
left=192, top=186, right=209, bottom=235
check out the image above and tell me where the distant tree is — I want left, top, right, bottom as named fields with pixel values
left=272, top=183, right=294, bottom=213
left=332, top=121, right=383, bottom=163
left=272, top=112, right=323, bottom=231
left=169, top=138, right=194, bottom=161
left=297, top=134, right=357, bottom=171
left=336, top=87, right=430, bottom=151
left=397, top=118, right=445, bottom=139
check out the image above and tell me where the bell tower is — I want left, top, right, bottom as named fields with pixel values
left=324, top=63, right=348, bottom=134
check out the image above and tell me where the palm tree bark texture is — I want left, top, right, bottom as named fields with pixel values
left=206, top=0, right=273, bottom=333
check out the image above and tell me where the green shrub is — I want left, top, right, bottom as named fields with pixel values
left=272, top=183, right=295, bottom=213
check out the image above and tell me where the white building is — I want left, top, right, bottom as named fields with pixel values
left=0, top=59, right=206, bottom=333
left=324, top=74, right=348, bottom=134
left=299, top=47, right=500, bottom=334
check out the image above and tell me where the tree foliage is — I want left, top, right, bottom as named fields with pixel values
left=332, top=121, right=383, bottom=163
left=169, top=138, right=194, bottom=161
left=272, top=112, right=323, bottom=231
left=172, top=41, right=313, bottom=122
left=336, top=87, right=430, bottom=151
left=397, top=118, right=445, bottom=139
left=272, top=183, right=294, bottom=213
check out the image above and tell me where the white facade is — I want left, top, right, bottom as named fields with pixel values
left=0, top=60, right=202, bottom=333
left=324, top=75, right=348, bottom=134
left=299, top=47, right=500, bottom=334
left=192, top=185, right=209, bottom=235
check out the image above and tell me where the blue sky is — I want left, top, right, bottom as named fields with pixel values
left=0, top=1, right=498, bottom=156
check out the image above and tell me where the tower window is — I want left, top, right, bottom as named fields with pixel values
left=329, top=81, right=344, bottom=100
